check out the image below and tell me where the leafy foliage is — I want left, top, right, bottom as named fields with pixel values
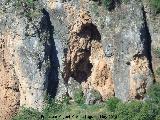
left=90, top=89, right=102, bottom=101
left=13, top=83, right=160, bottom=120
left=73, top=88, right=85, bottom=105
left=156, top=67, right=160, bottom=77
left=150, top=0, right=160, bottom=14
left=102, top=0, right=112, bottom=10
left=147, top=83, right=160, bottom=104
left=114, top=101, right=156, bottom=120
left=105, top=97, right=121, bottom=112
left=154, top=48, right=160, bottom=58
left=12, top=107, right=42, bottom=120
left=5, top=0, right=40, bottom=20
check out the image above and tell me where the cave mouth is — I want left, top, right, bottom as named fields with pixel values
left=71, top=59, right=93, bottom=84
left=67, top=23, right=101, bottom=84
left=78, top=23, right=101, bottom=41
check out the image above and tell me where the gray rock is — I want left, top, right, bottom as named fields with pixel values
left=105, top=44, right=113, bottom=57
left=85, top=89, right=102, bottom=105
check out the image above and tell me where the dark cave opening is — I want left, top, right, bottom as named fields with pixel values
left=68, top=23, right=101, bottom=84
left=77, top=23, right=101, bottom=41
left=70, top=58, right=93, bottom=84
left=39, top=8, right=60, bottom=98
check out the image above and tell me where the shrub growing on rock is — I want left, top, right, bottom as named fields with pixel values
left=12, top=107, right=41, bottom=120
left=105, top=97, right=121, bottom=112
left=150, top=0, right=160, bottom=14
left=73, top=87, right=85, bottom=105
left=102, top=0, right=112, bottom=10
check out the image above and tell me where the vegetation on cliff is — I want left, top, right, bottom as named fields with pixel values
left=150, top=0, right=160, bottom=14
left=12, top=83, right=160, bottom=120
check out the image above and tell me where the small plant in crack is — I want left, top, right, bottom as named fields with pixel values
left=102, top=0, right=112, bottom=10
left=153, top=47, right=160, bottom=58
left=149, top=0, right=160, bottom=14
left=156, top=67, right=160, bottom=77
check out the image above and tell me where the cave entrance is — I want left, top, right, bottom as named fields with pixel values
left=65, top=23, right=101, bottom=84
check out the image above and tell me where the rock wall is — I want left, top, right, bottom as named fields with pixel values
left=101, top=0, right=153, bottom=101
left=142, top=0, right=160, bottom=82
left=63, top=10, right=114, bottom=100
left=0, top=0, right=159, bottom=119
left=44, top=0, right=154, bottom=101
left=0, top=1, right=59, bottom=119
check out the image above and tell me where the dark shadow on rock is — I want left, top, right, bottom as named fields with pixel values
left=39, top=8, right=60, bottom=98
left=77, top=23, right=101, bottom=41
left=140, top=6, right=155, bottom=82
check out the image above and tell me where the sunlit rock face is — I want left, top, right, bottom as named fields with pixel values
left=0, top=0, right=157, bottom=119
left=0, top=1, right=56, bottom=119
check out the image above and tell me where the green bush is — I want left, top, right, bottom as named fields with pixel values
left=8, top=0, right=40, bottom=19
left=73, top=88, right=85, bottom=105
left=105, top=97, right=121, bottom=112
left=13, top=84, right=160, bottom=120
left=102, top=0, right=112, bottom=10
left=156, top=67, right=160, bottom=77
left=12, top=107, right=42, bottom=120
left=147, top=83, right=160, bottom=104
left=90, top=89, right=102, bottom=101
left=154, top=48, right=160, bottom=58
left=150, top=0, right=160, bottom=14
left=114, top=101, right=156, bottom=120
left=61, top=94, right=70, bottom=105
left=42, top=101, right=63, bottom=119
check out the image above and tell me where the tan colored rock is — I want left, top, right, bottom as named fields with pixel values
left=88, top=42, right=114, bottom=100
left=63, top=10, right=114, bottom=100
left=0, top=31, right=20, bottom=120
left=129, top=56, right=152, bottom=99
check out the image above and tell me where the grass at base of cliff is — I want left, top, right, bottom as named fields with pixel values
left=12, top=103, right=109, bottom=120
left=12, top=83, right=160, bottom=120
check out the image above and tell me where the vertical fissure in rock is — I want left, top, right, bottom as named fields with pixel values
left=40, top=8, right=60, bottom=98
left=140, top=6, right=155, bottom=81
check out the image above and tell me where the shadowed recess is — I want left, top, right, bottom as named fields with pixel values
left=70, top=23, right=101, bottom=83
left=140, top=6, right=155, bottom=82
left=39, top=8, right=60, bottom=98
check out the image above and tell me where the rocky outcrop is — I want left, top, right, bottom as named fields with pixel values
left=0, top=1, right=59, bottom=119
left=63, top=10, right=114, bottom=100
left=0, top=31, right=20, bottom=120
left=0, top=0, right=159, bottom=119
left=43, top=0, right=154, bottom=101
left=88, top=0, right=153, bottom=101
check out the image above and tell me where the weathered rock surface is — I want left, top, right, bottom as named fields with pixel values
left=100, top=0, right=153, bottom=101
left=0, top=1, right=58, bottom=119
left=0, top=0, right=159, bottom=119
left=142, top=0, right=160, bottom=82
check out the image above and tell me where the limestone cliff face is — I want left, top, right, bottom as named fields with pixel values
left=0, top=0, right=159, bottom=119
left=96, top=0, right=153, bottom=101
left=0, top=1, right=57, bottom=119
left=43, top=0, right=153, bottom=101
